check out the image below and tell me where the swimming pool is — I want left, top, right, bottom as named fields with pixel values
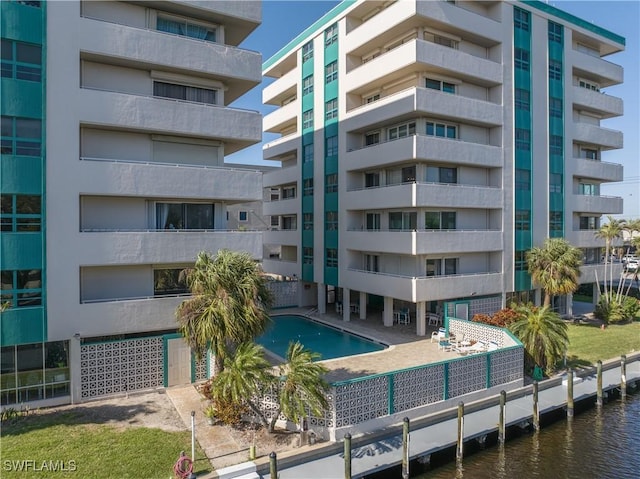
left=256, top=315, right=386, bottom=361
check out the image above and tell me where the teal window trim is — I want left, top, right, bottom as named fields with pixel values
left=1, top=269, right=42, bottom=308
left=1, top=116, right=42, bottom=157
left=387, top=374, right=394, bottom=414
left=1, top=194, right=41, bottom=232
left=325, top=61, right=337, bottom=84
left=302, top=74, right=314, bottom=96
left=514, top=48, right=530, bottom=71
left=325, top=98, right=338, bottom=121
left=514, top=6, right=530, bottom=31
left=1, top=39, right=42, bottom=82
left=302, top=109, right=313, bottom=130
left=301, top=40, right=314, bottom=63
left=324, top=23, right=338, bottom=47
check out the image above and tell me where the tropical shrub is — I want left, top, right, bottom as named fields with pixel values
left=472, top=307, right=521, bottom=328
left=595, top=295, right=640, bottom=324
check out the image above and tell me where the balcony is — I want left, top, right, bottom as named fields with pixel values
left=261, top=259, right=299, bottom=278
left=263, top=229, right=299, bottom=246
left=76, top=230, right=262, bottom=265
left=263, top=134, right=299, bottom=161
left=580, top=263, right=623, bottom=284
left=346, top=135, right=502, bottom=171
left=572, top=86, right=623, bottom=119
left=571, top=49, right=624, bottom=87
left=263, top=99, right=298, bottom=134
left=572, top=158, right=623, bottom=183
left=345, top=182, right=502, bottom=210
left=569, top=230, right=603, bottom=249
left=78, top=89, right=261, bottom=155
left=262, top=198, right=298, bottom=216
left=78, top=17, right=261, bottom=103
left=572, top=194, right=623, bottom=215
left=344, top=229, right=502, bottom=255
left=77, top=158, right=262, bottom=201
left=573, top=123, right=623, bottom=151
left=264, top=166, right=298, bottom=188
left=343, top=269, right=502, bottom=303
left=263, top=68, right=297, bottom=106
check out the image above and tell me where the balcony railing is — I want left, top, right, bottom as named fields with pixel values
left=80, top=228, right=262, bottom=233
left=347, top=130, right=494, bottom=154
left=346, top=268, right=499, bottom=280
left=347, top=180, right=501, bottom=193
left=80, top=156, right=262, bottom=172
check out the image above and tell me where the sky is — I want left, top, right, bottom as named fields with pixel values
left=227, top=0, right=640, bottom=221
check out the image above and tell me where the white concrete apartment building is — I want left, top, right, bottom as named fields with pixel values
left=1, top=0, right=262, bottom=405
left=261, top=0, right=625, bottom=332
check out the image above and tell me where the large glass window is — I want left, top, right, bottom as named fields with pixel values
left=326, top=248, right=338, bottom=267
left=515, top=88, right=530, bottom=111
left=282, top=186, right=296, bottom=199
left=389, top=212, right=417, bottom=230
left=549, top=173, right=563, bottom=193
left=426, top=259, right=441, bottom=277
left=425, top=78, right=455, bottom=93
left=325, top=23, right=338, bottom=46
left=302, top=109, right=314, bottom=130
left=1, top=116, right=41, bottom=156
left=548, top=21, right=563, bottom=43
left=579, top=183, right=599, bottom=196
left=515, top=128, right=530, bottom=150
left=303, top=144, right=314, bottom=163
left=156, top=203, right=214, bottom=230
left=325, top=173, right=338, bottom=193
left=579, top=216, right=599, bottom=230
left=1, top=39, right=42, bottom=82
left=388, top=121, right=416, bottom=140
left=326, top=135, right=338, bottom=156
left=302, top=75, right=314, bottom=95
left=549, top=211, right=563, bottom=234
left=281, top=215, right=297, bottom=230
left=325, top=61, right=338, bottom=84
left=1, top=194, right=41, bottom=232
left=425, top=211, right=456, bottom=230
left=549, top=97, right=563, bottom=118
left=515, top=210, right=530, bottom=230
left=302, top=41, right=314, bottom=63
left=365, top=254, right=379, bottom=272
left=365, top=131, right=380, bottom=146
left=549, top=135, right=563, bottom=156
left=325, top=211, right=338, bottom=230
left=303, top=178, right=314, bottom=196
left=153, top=81, right=217, bottom=105
left=325, top=99, right=338, bottom=120
left=426, top=258, right=458, bottom=276
left=365, top=172, right=380, bottom=188
left=303, top=213, right=314, bottom=230
left=515, top=169, right=530, bottom=190
left=514, top=7, right=530, bottom=31
left=426, top=166, right=457, bottom=184
left=549, top=60, right=562, bottom=81
left=366, top=213, right=380, bottom=230
left=426, top=121, right=456, bottom=139
left=514, top=48, right=530, bottom=71
left=303, top=247, right=314, bottom=265
left=154, top=268, right=189, bottom=296
left=1, top=269, right=42, bottom=308
left=514, top=250, right=527, bottom=271
left=157, top=16, right=216, bottom=42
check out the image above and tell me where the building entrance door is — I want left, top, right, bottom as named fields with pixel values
left=167, top=338, right=191, bottom=386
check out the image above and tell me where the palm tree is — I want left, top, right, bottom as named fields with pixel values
left=595, top=217, right=624, bottom=299
left=526, top=238, right=582, bottom=308
left=176, top=249, right=273, bottom=373
left=269, top=341, right=329, bottom=433
left=509, top=304, right=569, bottom=375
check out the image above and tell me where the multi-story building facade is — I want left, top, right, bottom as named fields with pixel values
left=1, top=0, right=262, bottom=406
left=262, top=0, right=625, bottom=330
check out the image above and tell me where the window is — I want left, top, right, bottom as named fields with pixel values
left=270, top=188, right=280, bottom=201
left=282, top=215, right=297, bottom=230
left=14, top=1, right=41, bottom=6
left=515, top=88, right=530, bottom=111
left=365, top=93, right=380, bottom=104
left=424, top=32, right=458, bottom=49
left=389, top=212, right=417, bottom=230
left=426, top=259, right=441, bottom=277
left=365, top=172, right=380, bottom=188
left=1, top=116, right=41, bottom=156
left=325, top=23, right=338, bottom=46
left=402, top=166, right=416, bottom=183
left=303, top=247, right=314, bottom=264
left=549, top=211, right=563, bottom=234
left=444, top=258, right=458, bottom=275
left=302, top=109, right=313, bottom=130
left=238, top=211, right=248, bottom=222
left=549, top=97, right=563, bottom=118
left=426, top=258, right=458, bottom=276
left=515, top=169, right=530, bottom=190
left=270, top=216, right=279, bottom=229
left=157, top=16, right=216, bottom=42
left=326, top=248, right=338, bottom=267
left=1, top=39, right=42, bottom=82
left=1, top=195, right=41, bottom=232
left=365, top=254, right=379, bottom=272
left=325, top=98, right=338, bottom=120
left=154, top=268, right=189, bottom=296
left=582, top=247, right=601, bottom=265
left=578, top=79, right=599, bottom=92
left=325, top=173, right=338, bottom=193
left=303, top=178, right=314, bottom=196
left=325, top=61, right=338, bottom=83
left=426, top=121, right=457, bottom=139
left=549, top=60, right=562, bottom=81
left=282, top=186, right=296, bottom=199
left=582, top=148, right=598, bottom=160
left=426, top=166, right=457, bottom=184
left=365, top=131, right=380, bottom=146
left=515, top=128, right=530, bottom=150
left=514, top=7, right=530, bottom=31
left=579, top=183, right=599, bottom=196
left=549, top=21, right=563, bottom=43
left=303, top=213, right=314, bottom=230
left=549, top=173, right=563, bottom=193
left=302, top=75, right=314, bottom=95
left=325, top=211, right=338, bottom=230
left=580, top=216, right=599, bottom=230
left=515, top=210, right=530, bottom=231
left=514, top=250, right=527, bottom=270
left=425, top=78, right=456, bottom=94
left=155, top=203, right=214, bottom=229
left=303, top=144, right=314, bottom=163
left=388, top=122, right=416, bottom=140
left=549, top=135, right=563, bottom=156
left=153, top=82, right=217, bottom=105
left=366, top=213, right=380, bottom=230
left=302, top=41, right=313, bottom=63
left=425, top=211, right=456, bottom=230
left=326, top=135, right=338, bottom=156
left=514, top=48, right=530, bottom=71
left=1, top=269, right=42, bottom=307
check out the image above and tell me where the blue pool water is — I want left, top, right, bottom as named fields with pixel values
left=256, top=315, right=386, bottom=361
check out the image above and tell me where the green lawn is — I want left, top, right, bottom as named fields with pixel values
left=0, top=411, right=211, bottom=479
left=565, top=321, right=640, bottom=369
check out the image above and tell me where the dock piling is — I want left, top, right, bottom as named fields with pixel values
left=498, top=390, right=506, bottom=445
left=402, top=417, right=410, bottom=479
left=532, top=381, right=540, bottom=431
left=456, top=402, right=464, bottom=462
left=567, top=369, right=574, bottom=418
left=269, top=452, right=278, bottom=479
left=596, top=360, right=603, bottom=407
left=621, top=354, right=627, bottom=399
left=344, top=433, right=352, bottom=479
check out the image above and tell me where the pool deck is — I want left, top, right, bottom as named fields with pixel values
left=273, top=308, right=454, bottom=383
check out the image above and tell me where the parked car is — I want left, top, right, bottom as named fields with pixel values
left=622, top=254, right=638, bottom=264
left=624, top=260, right=639, bottom=273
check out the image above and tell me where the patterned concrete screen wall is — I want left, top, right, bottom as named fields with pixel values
left=266, top=281, right=298, bottom=308
left=393, top=363, right=446, bottom=412
left=80, top=337, right=163, bottom=399
left=446, top=295, right=502, bottom=319
left=489, top=348, right=524, bottom=388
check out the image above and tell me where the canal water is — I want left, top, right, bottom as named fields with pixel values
left=414, top=391, right=639, bottom=479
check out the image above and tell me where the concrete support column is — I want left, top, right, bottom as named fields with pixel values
left=416, top=301, right=427, bottom=336
left=534, top=289, right=542, bottom=307
left=566, top=293, right=573, bottom=317
left=383, top=296, right=394, bottom=327
left=342, top=287, right=351, bottom=322
left=318, top=284, right=326, bottom=314
left=593, top=282, right=600, bottom=305
left=359, top=291, right=367, bottom=320
left=70, top=334, right=82, bottom=404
